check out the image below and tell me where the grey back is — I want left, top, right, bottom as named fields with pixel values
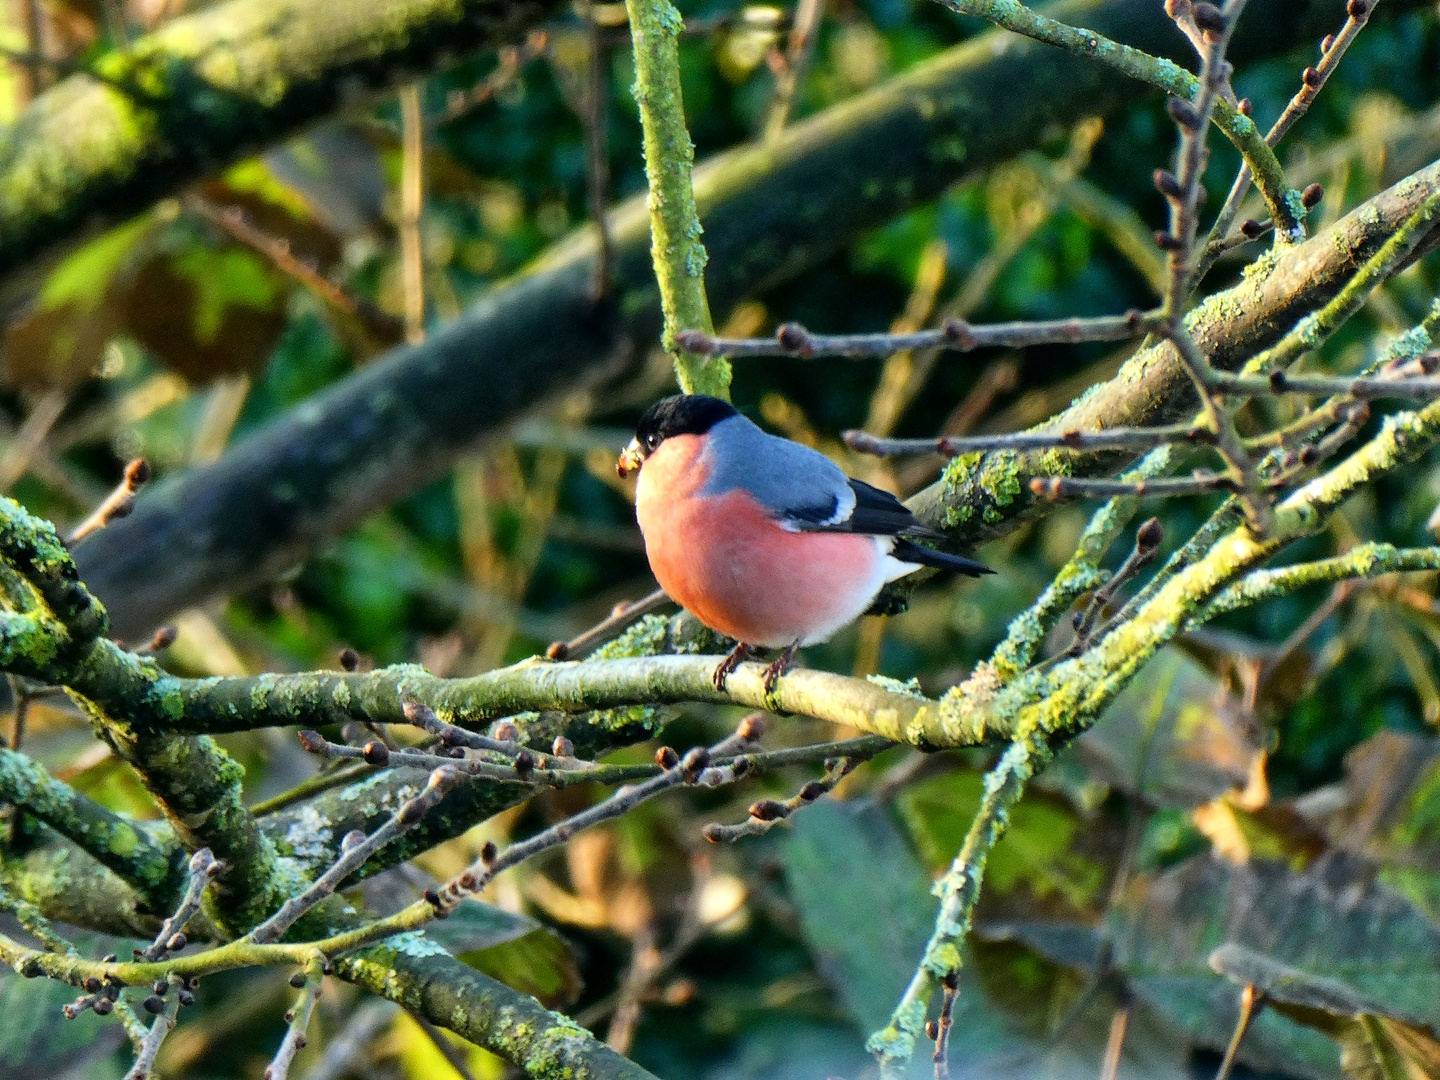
left=697, top=415, right=855, bottom=527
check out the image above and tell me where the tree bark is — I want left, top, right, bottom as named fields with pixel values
left=0, top=0, right=565, bottom=289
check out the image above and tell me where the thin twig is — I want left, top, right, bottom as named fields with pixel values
left=762, top=0, right=824, bottom=139
left=122, top=986, right=180, bottom=1080
left=1100, top=1004, right=1131, bottom=1080
left=12, top=0, right=46, bottom=101
left=1215, top=369, right=1440, bottom=398
left=185, top=196, right=402, bottom=340
left=297, top=1000, right=398, bottom=1080
left=929, top=971, right=959, bottom=1080
left=141, top=848, right=218, bottom=962
left=8, top=678, right=27, bottom=751
left=1203, top=0, right=1375, bottom=269
left=428, top=716, right=765, bottom=914
left=1065, top=518, right=1163, bottom=657
left=300, top=725, right=653, bottom=788
left=265, top=959, right=323, bottom=1080
left=69, top=459, right=150, bottom=544
left=546, top=588, right=671, bottom=660
left=1031, top=471, right=1246, bottom=500
left=1259, top=578, right=1357, bottom=684
left=1214, top=985, right=1264, bottom=1080
left=702, top=753, right=869, bottom=842
left=0, top=390, right=67, bottom=492
left=431, top=32, right=549, bottom=129
left=249, top=767, right=459, bottom=944
left=400, top=83, right=426, bottom=345
left=678, top=311, right=1151, bottom=360
left=844, top=422, right=1214, bottom=458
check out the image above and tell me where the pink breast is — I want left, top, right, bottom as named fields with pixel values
left=636, top=451, right=884, bottom=647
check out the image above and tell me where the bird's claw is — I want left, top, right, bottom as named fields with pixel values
left=760, top=641, right=800, bottom=699
left=713, top=642, right=753, bottom=691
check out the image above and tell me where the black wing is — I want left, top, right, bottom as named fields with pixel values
left=793, top=479, right=993, bottom=577
left=789, top=477, right=943, bottom=538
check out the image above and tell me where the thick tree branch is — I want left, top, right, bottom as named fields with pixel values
left=0, top=0, right=565, bottom=286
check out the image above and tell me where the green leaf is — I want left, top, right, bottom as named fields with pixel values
left=408, top=898, right=537, bottom=957
left=895, top=768, right=1108, bottom=912
left=1112, top=854, right=1440, bottom=1078
left=1209, top=944, right=1440, bottom=1080
left=38, top=215, right=156, bottom=313
left=1076, top=647, right=1263, bottom=809
left=784, top=800, right=1016, bottom=1057
left=456, top=925, right=581, bottom=1008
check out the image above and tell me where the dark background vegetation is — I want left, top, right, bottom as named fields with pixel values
left=5, top=0, right=1440, bottom=1077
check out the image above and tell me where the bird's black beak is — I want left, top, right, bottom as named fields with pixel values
left=617, top=438, right=644, bottom=478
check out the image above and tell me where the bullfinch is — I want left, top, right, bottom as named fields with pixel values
left=616, top=394, right=992, bottom=691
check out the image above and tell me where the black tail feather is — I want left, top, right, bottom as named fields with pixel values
left=892, top=538, right=993, bottom=577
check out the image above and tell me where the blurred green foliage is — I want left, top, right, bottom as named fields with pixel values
left=6, top=0, right=1440, bottom=1077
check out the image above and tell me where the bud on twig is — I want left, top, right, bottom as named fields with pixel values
left=1136, top=517, right=1163, bottom=553
left=1190, top=2, right=1225, bottom=33
left=1166, top=96, right=1201, bottom=130
left=748, top=799, right=789, bottom=821
left=361, top=741, right=390, bottom=766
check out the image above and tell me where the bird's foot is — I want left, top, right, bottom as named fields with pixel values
left=760, top=640, right=800, bottom=698
left=713, top=642, right=754, bottom=691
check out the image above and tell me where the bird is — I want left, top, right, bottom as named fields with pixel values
left=616, top=393, right=992, bottom=692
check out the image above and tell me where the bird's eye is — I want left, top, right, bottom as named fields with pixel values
left=644, top=433, right=659, bottom=451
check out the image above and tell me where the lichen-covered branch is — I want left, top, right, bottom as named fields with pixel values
left=909, top=155, right=1440, bottom=546
left=934, top=397, right=1440, bottom=753
left=868, top=736, right=1052, bottom=1077
left=0, top=745, right=178, bottom=901
left=340, top=947, right=662, bottom=1080
left=624, top=0, right=723, bottom=396
left=1194, top=543, right=1440, bottom=622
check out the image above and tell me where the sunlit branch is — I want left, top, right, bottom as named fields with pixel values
left=676, top=311, right=1150, bottom=360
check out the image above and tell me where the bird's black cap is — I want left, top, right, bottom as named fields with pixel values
left=634, top=394, right=738, bottom=451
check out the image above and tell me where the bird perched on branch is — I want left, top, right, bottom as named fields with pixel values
left=617, top=394, right=992, bottom=691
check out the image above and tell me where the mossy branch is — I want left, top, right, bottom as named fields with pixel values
left=868, top=736, right=1052, bottom=1077
left=625, top=0, right=726, bottom=397
left=1194, top=543, right=1440, bottom=622
left=0, top=746, right=178, bottom=900
left=0, top=0, right=568, bottom=284
left=0, top=915, right=660, bottom=1080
